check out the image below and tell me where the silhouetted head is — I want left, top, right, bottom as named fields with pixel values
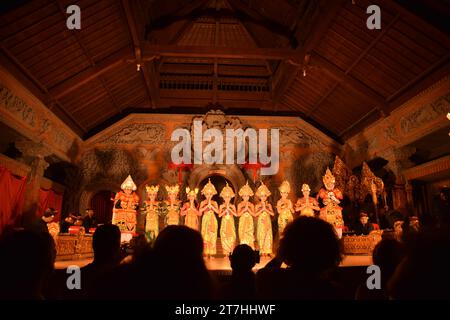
left=0, top=229, right=55, bottom=299
left=230, top=244, right=256, bottom=273
left=153, top=225, right=204, bottom=264
left=388, top=226, right=450, bottom=299
left=372, top=238, right=404, bottom=282
left=152, top=226, right=212, bottom=299
left=92, top=224, right=121, bottom=264
left=278, top=217, right=342, bottom=273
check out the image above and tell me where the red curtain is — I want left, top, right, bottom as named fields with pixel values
left=38, top=188, right=64, bottom=222
left=90, top=190, right=114, bottom=224
left=0, top=166, right=27, bottom=233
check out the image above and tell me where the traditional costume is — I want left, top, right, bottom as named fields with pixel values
left=296, top=183, right=320, bottom=217
left=181, top=187, right=201, bottom=230
left=143, top=184, right=160, bottom=241
left=255, top=182, right=273, bottom=255
left=237, top=182, right=255, bottom=249
left=277, top=180, right=294, bottom=236
left=219, top=183, right=237, bottom=255
left=113, top=175, right=139, bottom=233
left=200, top=179, right=219, bottom=256
left=317, top=168, right=344, bottom=238
left=165, top=184, right=180, bottom=226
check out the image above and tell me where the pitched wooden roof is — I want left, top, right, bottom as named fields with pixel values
left=1, top=0, right=449, bottom=141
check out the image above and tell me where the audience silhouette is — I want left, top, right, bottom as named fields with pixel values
left=219, top=244, right=257, bottom=299
left=388, top=225, right=450, bottom=299
left=355, top=238, right=405, bottom=299
left=0, top=229, right=55, bottom=299
left=1, top=215, right=449, bottom=301
left=256, top=216, right=344, bottom=299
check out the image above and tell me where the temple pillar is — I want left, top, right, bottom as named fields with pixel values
left=381, top=146, right=416, bottom=212
left=16, top=139, right=52, bottom=227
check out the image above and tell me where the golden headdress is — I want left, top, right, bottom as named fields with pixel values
left=201, top=179, right=217, bottom=196
left=238, top=181, right=254, bottom=197
left=301, top=183, right=311, bottom=192
left=166, top=184, right=180, bottom=195
left=278, top=180, right=291, bottom=193
left=220, top=182, right=235, bottom=199
left=256, top=181, right=271, bottom=198
left=121, top=175, right=137, bottom=191
left=145, top=184, right=159, bottom=195
left=186, top=187, right=199, bottom=197
left=323, top=167, right=335, bottom=185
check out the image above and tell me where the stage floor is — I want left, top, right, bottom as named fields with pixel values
left=55, top=255, right=372, bottom=271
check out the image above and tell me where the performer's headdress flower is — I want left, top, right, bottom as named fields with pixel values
left=301, top=183, right=311, bottom=193
left=166, top=184, right=180, bottom=195
left=145, top=184, right=159, bottom=195
left=186, top=187, right=199, bottom=197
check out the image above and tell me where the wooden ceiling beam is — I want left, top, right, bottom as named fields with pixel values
left=141, top=43, right=302, bottom=60
left=121, top=0, right=158, bottom=108
left=49, top=47, right=131, bottom=99
left=272, top=0, right=346, bottom=104
left=0, top=45, right=86, bottom=134
left=310, top=52, right=389, bottom=116
left=308, top=14, right=399, bottom=120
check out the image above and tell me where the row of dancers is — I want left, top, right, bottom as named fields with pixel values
left=143, top=180, right=340, bottom=257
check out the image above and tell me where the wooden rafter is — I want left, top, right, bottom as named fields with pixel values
left=272, top=0, right=346, bottom=104
left=49, top=47, right=131, bottom=99
left=141, top=44, right=302, bottom=60
left=55, top=0, right=123, bottom=115
left=0, top=45, right=86, bottom=134
left=310, top=52, right=389, bottom=115
left=308, top=14, right=400, bottom=119
left=121, top=0, right=159, bottom=108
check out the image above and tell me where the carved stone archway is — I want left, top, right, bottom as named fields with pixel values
left=188, top=164, right=246, bottom=197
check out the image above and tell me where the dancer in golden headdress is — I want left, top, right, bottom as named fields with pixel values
left=143, top=184, right=159, bottom=242
left=237, top=181, right=255, bottom=249
left=317, top=168, right=344, bottom=238
left=295, top=183, right=320, bottom=217
left=113, top=175, right=139, bottom=233
left=181, top=187, right=201, bottom=231
left=276, top=180, right=294, bottom=236
left=219, top=182, right=237, bottom=255
left=165, top=184, right=180, bottom=226
left=255, top=182, right=274, bottom=256
left=200, top=179, right=219, bottom=258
